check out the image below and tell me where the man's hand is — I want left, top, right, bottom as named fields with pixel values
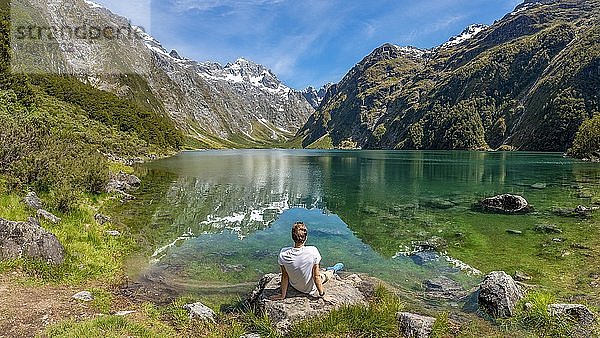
left=322, top=295, right=336, bottom=305
left=270, top=294, right=285, bottom=301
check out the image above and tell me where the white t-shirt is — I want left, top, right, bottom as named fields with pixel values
left=278, top=246, right=322, bottom=297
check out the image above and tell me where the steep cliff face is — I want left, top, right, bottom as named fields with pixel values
left=298, top=0, right=600, bottom=151
left=16, top=0, right=314, bottom=148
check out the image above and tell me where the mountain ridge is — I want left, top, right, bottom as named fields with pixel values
left=298, top=0, right=600, bottom=152
left=17, top=0, right=314, bottom=149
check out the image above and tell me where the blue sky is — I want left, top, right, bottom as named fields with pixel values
left=95, top=0, right=522, bottom=90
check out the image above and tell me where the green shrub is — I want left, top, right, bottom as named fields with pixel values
left=569, top=113, right=600, bottom=159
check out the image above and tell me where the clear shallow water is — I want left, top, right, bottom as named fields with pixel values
left=120, top=150, right=600, bottom=303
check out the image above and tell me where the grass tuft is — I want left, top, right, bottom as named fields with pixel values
left=512, top=291, right=572, bottom=337
left=288, top=284, right=403, bottom=338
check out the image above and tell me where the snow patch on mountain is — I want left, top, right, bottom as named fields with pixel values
left=441, top=24, right=488, bottom=48
left=393, top=45, right=428, bottom=57
left=83, top=0, right=103, bottom=9
left=133, top=27, right=293, bottom=96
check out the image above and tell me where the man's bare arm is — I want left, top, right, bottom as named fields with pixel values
left=270, top=265, right=289, bottom=300
left=313, top=264, right=325, bottom=296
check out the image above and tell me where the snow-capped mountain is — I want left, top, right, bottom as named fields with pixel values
left=21, top=0, right=314, bottom=147
left=440, top=24, right=489, bottom=48
left=302, top=83, right=334, bottom=109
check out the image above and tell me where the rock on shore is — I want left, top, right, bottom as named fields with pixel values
left=0, top=217, right=65, bottom=264
left=247, top=273, right=376, bottom=333
left=397, top=312, right=436, bottom=338
left=478, top=271, right=524, bottom=318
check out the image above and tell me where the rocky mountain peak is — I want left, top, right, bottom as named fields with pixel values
left=303, top=83, right=334, bottom=109
left=169, top=49, right=183, bottom=60
left=361, top=44, right=428, bottom=69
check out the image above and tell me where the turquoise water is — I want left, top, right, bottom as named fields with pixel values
left=121, top=150, right=600, bottom=303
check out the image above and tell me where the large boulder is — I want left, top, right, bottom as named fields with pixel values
left=478, top=271, right=524, bottom=318
left=0, top=217, right=65, bottom=264
left=247, top=273, right=375, bottom=334
left=397, top=312, right=436, bottom=338
left=477, top=194, right=531, bottom=214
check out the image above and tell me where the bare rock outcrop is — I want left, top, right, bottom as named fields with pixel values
left=183, top=302, right=216, bottom=322
left=247, top=273, right=376, bottom=334
left=0, top=217, right=65, bottom=264
left=36, top=209, right=62, bottom=224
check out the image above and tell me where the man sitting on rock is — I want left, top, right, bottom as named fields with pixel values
left=270, top=221, right=343, bottom=303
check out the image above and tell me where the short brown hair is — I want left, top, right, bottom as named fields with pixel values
left=292, top=222, right=307, bottom=244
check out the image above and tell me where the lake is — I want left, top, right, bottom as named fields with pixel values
left=117, top=150, right=600, bottom=306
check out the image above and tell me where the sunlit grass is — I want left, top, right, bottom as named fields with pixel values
left=0, top=190, right=136, bottom=286
left=288, top=285, right=403, bottom=338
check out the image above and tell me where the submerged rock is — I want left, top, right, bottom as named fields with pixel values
left=411, top=251, right=440, bottom=266
left=247, top=273, right=374, bottom=333
left=478, top=271, right=524, bottom=318
left=553, top=205, right=591, bottom=218
left=183, top=302, right=216, bottom=322
left=420, top=198, right=457, bottom=210
left=0, top=217, right=65, bottom=264
left=397, top=312, right=436, bottom=338
left=477, top=194, right=531, bottom=214
left=423, top=276, right=468, bottom=301
left=413, top=236, right=447, bottom=251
